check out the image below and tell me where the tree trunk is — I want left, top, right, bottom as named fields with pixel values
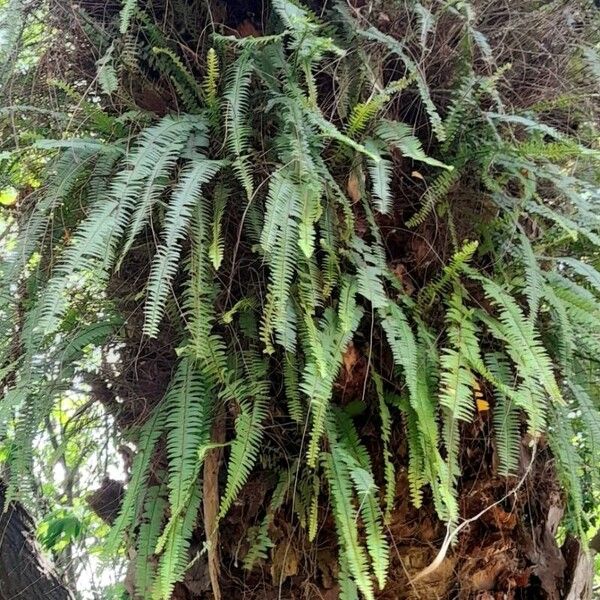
left=0, top=483, right=74, bottom=600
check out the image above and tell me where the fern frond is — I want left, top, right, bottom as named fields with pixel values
left=202, top=47, right=220, bottom=115
left=144, top=157, right=224, bottom=337
left=105, top=404, right=166, bottom=554
left=209, top=182, right=228, bottom=270
left=303, top=277, right=363, bottom=467
left=219, top=351, right=269, bottom=518
left=153, top=482, right=201, bottom=600
left=96, top=42, right=118, bottom=95
left=486, top=353, right=521, bottom=476
left=164, top=357, right=213, bottom=520
left=334, top=410, right=389, bottom=589
left=152, top=47, right=201, bottom=108
left=438, top=291, right=479, bottom=497
left=323, top=446, right=374, bottom=600
left=347, top=99, right=381, bottom=139
left=135, top=486, right=167, bottom=597
left=119, top=116, right=207, bottom=264
left=547, top=406, right=585, bottom=540
left=373, top=373, right=395, bottom=524
left=364, top=139, right=393, bottom=214
left=420, top=240, right=478, bottom=305
left=119, top=0, right=137, bottom=33
left=517, top=233, right=543, bottom=321
left=223, top=51, right=254, bottom=198
left=406, top=166, right=460, bottom=228
left=568, top=382, right=600, bottom=465
left=556, top=257, right=600, bottom=295
left=342, top=14, right=445, bottom=141
left=260, top=169, right=302, bottom=352
left=479, top=277, right=563, bottom=408
left=375, top=120, right=452, bottom=171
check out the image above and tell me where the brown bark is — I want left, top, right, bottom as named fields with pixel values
left=0, top=483, right=74, bottom=600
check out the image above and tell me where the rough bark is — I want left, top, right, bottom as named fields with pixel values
left=0, top=483, right=74, bottom=600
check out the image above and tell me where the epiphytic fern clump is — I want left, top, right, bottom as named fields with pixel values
left=1, top=0, right=600, bottom=598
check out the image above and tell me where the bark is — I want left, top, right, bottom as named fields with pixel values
left=0, top=483, right=74, bottom=600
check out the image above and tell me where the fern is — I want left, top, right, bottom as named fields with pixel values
left=4, top=1, right=600, bottom=595
left=219, top=351, right=269, bottom=519
left=106, top=404, right=166, bottom=554
left=202, top=48, right=220, bottom=108
left=375, top=120, right=452, bottom=171
left=209, top=182, right=228, bottom=270
left=96, top=42, right=118, bottom=95
left=364, top=139, right=393, bottom=214
left=164, top=357, right=213, bottom=526
left=118, top=116, right=206, bottom=264
left=223, top=51, right=254, bottom=198
left=406, top=166, right=461, bottom=228
left=334, top=410, right=389, bottom=590
left=135, top=486, right=167, bottom=597
left=568, top=382, right=600, bottom=465
left=153, top=483, right=201, bottom=600
left=303, top=277, right=363, bottom=467
left=323, top=446, right=374, bottom=600
left=144, top=157, right=224, bottom=337
left=119, top=0, right=137, bottom=34
left=481, top=277, right=563, bottom=405
left=243, top=469, right=290, bottom=570
left=420, top=240, right=478, bottom=306
left=373, top=373, right=395, bottom=524
left=438, top=292, right=478, bottom=498
left=486, top=353, right=521, bottom=476
left=547, top=406, right=586, bottom=540
left=260, top=169, right=303, bottom=352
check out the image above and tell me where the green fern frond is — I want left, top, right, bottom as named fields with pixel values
left=260, top=169, right=302, bottom=352
left=96, top=42, right=118, bottom=95
left=243, top=469, right=290, bottom=570
left=486, top=353, right=521, bottom=476
left=568, top=382, right=600, bottom=465
left=518, top=233, right=543, bottom=320
left=164, top=357, right=213, bottom=520
left=323, top=446, right=374, bottom=600
left=203, top=47, right=220, bottom=105
left=364, top=139, right=393, bottom=214
left=303, top=277, right=363, bottom=467
left=438, top=291, right=480, bottom=497
left=152, top=47, right=201, bottom=107
left=283, top=353, right=304, bottom=423
left=209, top=182, right=228, bottom=270
left=479, top=277, right=563, bottom=408
left=144, top=157, right=224, bottom=337
left=153, top=483, right=201, bottom=600
left=376, top=120, right=452, bottom=171
left=406, top=166, right=460, bottom=228
left=35, top=117, right=200, bottom=332
left=135, top=486, right=167, bottom=597
left=347, top=99, right=381, bottom=139
left=223, top=51, right=254, bottom=198
left=373, top=373, right=395, bottom=523
left=420, top=240, right=478, bottom=306
left=219, top=350, right=269, bottom=518
left=557, top=257, right=600, bottom=295
left=105, top=404, right=166, bottom=554
left=119, top=116, right=207, bottom=265
left=334, top=410, right=389, bottom=589
left=119, top=0, right=137, bottom=33
left=547, top=406, right=585, bottom=540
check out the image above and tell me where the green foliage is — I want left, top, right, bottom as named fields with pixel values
left=2, top=0, right=600, bottom=597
